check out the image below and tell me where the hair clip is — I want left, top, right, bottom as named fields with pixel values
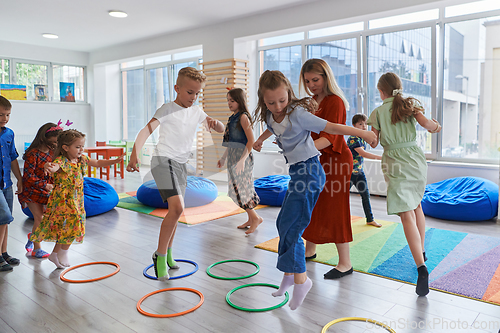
left=392, top=89, right=403, bottom=96
left=65, top=120, right=73, bottom=126
left=226, top=87, right=235, bottom=91
left=46, top=119, right=73, bottom=133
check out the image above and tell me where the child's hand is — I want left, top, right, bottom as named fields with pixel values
left=217, top=157, right=225, bottom=168
left=428, top=119, right=442, bottom=133
left=44, top=162, right=57, bottom=175
left=15, top=180, right=22, bottom=195
left=362, top=131, right=377, bottom=147
left=45, top=183, right=54, bottom=191
left=126, top=156, right=140, bottom=172
left=234, top=159, right=245, bottom=175
left=253, top=140, right=263, bottom=152
left=206, top=117, right=221, bottom=132
left=114, top=154, right=125, bottom=164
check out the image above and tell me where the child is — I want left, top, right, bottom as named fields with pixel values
left=367, top=72, right=441, bottom=296
left=19, top=122, right=62, bottom=258
left=253, top=70, right=376, bottom=310
left=0, top=96, right=23, bottom=271
left=347, top=113, right=382, bottom=228
left=31, top=129, right=123, bottom=268
left=217, top=88, right=262, bottom=234
left=126, top=67, right=224, bottom=281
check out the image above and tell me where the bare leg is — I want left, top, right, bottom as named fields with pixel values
left=400, top=210, right=425, bottom=266
left=415, top=204, right=426, bottom=250
left=157, top=195, right=184, bottom=254
left=305, top=241, right=317, bottom=258
left=0, top=224, right=7, bottom=254
left=335, top=242, right=352, bottom=272
left=27, top=202, right=44, bottom=252
left=243, top=209, right=263, bottom=235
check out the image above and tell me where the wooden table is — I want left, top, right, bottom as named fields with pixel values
left=84, top=147, right=124, bottom=180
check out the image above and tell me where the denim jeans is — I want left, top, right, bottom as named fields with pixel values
left=276, top=156, right=326, bottom=273
left=350, top=172, right=374, bottom=222
left=0, top=186, right=14, bottom=225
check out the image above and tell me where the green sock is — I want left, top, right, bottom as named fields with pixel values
left=167, top=248, right=178, bottom=269
left=153, top=251, right=169, bottom=281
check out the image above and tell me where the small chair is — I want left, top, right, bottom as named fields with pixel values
left=125, top=141, right=134, bottom=165
left=92, top=141, right=107, bottom=178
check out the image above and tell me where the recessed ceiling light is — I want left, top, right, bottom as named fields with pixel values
left=42, top=33, right=59, bottom=39
left=109, top=10, right=128, bottom=18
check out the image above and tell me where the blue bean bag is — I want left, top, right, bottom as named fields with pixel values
left=422, top=177, right=498, bottom=221
left=136, top=176, right=218, bottom=208
left=254, top=175, right=290, bottom=206
left=22, top=177, right=119, bottom=219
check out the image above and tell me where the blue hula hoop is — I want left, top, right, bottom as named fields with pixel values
left=143, top=259, right=198, bottom=280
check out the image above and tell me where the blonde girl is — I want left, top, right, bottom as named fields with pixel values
left=217, top=88, right=262, bottom=234
left=368, top=72, right=441, bottom=296
left=20, top=122, right=62, bottom=258
left=253, top=70, right=376, bottom=310
left=31, top=129, right=123, bottom=268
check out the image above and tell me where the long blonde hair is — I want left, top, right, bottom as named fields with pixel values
left=254, top=70, right=317, bottom=124
left=377, top=72, right=424, bottom=125
left=299, top=58, right=350, bottom=111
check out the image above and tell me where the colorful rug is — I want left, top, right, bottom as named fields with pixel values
left=255, top=216, right=500, bottom=306
left=117, top=191, right=267, bottom=225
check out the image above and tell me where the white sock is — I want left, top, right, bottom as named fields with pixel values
left=48, top=252, right=64, bottom=269
left=289, top=277, right=313, bottom=310
left=272, top=274, right=294, bottom=297
left=58, top=249, right=70, bottom=267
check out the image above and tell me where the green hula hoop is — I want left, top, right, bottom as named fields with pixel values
left=226, top=283, right=289, bottom=312
left=206, top=259, right=260, bottom=280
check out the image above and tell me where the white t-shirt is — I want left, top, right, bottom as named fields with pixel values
left=152, top=102, right=208, bottom=163
left=270, top=115, right=290, bottom=136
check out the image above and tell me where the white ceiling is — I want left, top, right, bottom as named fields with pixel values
left=1, top=0, right=318, bottom=53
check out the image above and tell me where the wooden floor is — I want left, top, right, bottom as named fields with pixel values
left=1, top=170, right=500, bottom=333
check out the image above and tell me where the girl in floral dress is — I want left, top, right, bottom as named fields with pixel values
left=30, top=129, right=123, bottom=268
left=20, top=122, right=62, bottom=258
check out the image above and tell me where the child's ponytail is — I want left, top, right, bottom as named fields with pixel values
left=377, top=72, right=424, bottom=124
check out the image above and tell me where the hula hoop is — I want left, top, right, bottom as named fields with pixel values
left=60, top=262, right=120, bottom=283
left=143, top=259, right=198, bottom=280
left=226, top=283, right=289, bottom=312
left=321, top=317, right=396, bottom=333
left=206, top=259, right=260, bottom=280
left=137, top=287, right=204, bottom=318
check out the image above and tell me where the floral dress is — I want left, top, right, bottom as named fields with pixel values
left=31, top=155, right=88, bottom=245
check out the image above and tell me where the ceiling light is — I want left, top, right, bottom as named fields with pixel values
left=42, top=33, right=59, bottom=39
left=109, top=10, right=128, bottom=18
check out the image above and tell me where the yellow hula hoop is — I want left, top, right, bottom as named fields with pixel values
left=321, top=317, right=396, bottom=333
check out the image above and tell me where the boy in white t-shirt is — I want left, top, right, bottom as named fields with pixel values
left=127, top=67, right=224, bottom=280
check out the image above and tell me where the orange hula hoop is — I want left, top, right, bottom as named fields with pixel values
left=137, top=287, right=204, bottom=318
left=60, top=262, right=121, bottom=283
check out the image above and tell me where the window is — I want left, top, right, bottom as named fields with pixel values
left=369, top=9, right=439, bottom=29
left=121, top=55, right=201, bottom=140
left=441, top=17, right=500, bottom=161
left=307, top=38, right=359, bottom=124
left=0, top=59, right=9, bottom=84
left=53, top=65, right=85, bottom=101
left=367, top=27, right=433, bottom=154
left=260, top=32, right=304, bottom=47
left=261, top=45, right=302, bottom=94
left=309, top=22, right=364, bottom=39
left=122, top=69, right=145, bottom=141
left=15, top=62, right=48, bottom=100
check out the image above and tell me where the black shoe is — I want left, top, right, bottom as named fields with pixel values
left=2, top=252, right=20, bottom=266
left=305, top=253, right=317, bottom=260
left=324, top=267, right=353, bottom=279
left=416, top=265, right=429, bottom=296
left=0, top=260, right=12, bottom=271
